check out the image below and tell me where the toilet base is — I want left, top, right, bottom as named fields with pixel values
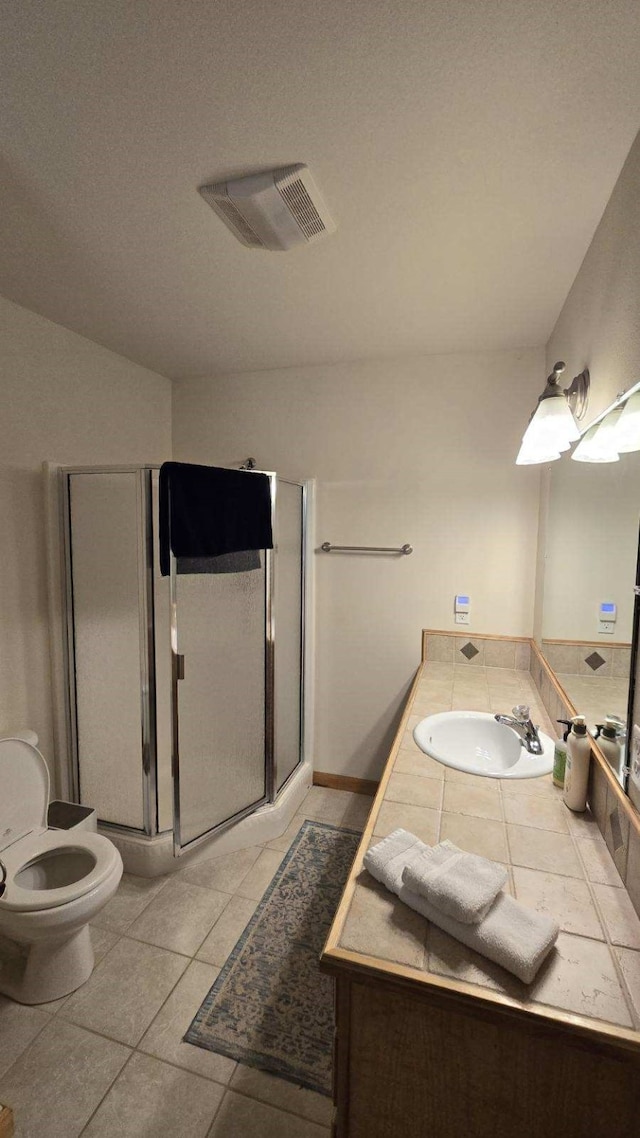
left=0, top=925, right=95, bottom=1005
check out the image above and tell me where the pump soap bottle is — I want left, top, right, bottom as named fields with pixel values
left=596, top=717, right=623, bottom=780
left=563, top=715, right=590, bottom=812
left=553, top=720, right=573, bottom=788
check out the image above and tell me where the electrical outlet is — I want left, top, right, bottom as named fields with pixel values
left=599, top=621, right=615, bottom=634
left=455, top=612, right=470, bottom=625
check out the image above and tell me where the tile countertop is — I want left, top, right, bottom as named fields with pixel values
left=322, top=662, right=640, bottom=1046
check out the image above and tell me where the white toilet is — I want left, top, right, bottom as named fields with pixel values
left=0, top=734, right=123, bottom=1004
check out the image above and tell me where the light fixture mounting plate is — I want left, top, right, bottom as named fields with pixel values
left=564, top=368, right=590, bottom=421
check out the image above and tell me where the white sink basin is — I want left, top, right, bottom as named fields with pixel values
left=413, top=711, right=554, bottom=779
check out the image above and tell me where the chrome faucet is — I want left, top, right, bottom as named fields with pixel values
left=494, top=705, right=544, bottom=755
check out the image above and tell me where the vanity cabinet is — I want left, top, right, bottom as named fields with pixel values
left=321, top=656, right=640, bottom=1138
left=327, top=964, right=640, bottom=1137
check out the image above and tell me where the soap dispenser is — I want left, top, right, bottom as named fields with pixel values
left=563, top=715, right=591, bottom=813
left=552, top=720, right=573, bottom=788
left=595, top=717, right=623, bottom=780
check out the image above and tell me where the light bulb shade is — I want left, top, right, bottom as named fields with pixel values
left=515, top=437, right=562, bottom=465
left=614, top=391, right=640, bottom=453
left=522, top=394, right=580, bottom=451
left=571, top=417, right=620, bottom=463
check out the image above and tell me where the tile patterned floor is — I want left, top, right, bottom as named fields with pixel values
left=0, top=787, right=371, bottom=1138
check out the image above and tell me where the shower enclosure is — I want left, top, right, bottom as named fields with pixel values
left=54, top=464, right=309, bottom=858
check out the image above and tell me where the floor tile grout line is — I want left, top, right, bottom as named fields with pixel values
left=0, top=1003, right=58, bottom=1083
left=224, top=1080, right=333, bottom=1127
left=77, top=1046, right=137, bottom=1137
left=204, top=1083, right=230, bottom=1137
left=97, top=887, right=240, bottom=959
left=92, top=871, right=174, bottom=938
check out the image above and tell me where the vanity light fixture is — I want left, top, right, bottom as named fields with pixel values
left=571, top=379, right=640, bottom=462
left=572, top=414, right=621, bottom=463
left=515, top=363, right=589, bottom=465
left=515, top=444, right=563, bottom=465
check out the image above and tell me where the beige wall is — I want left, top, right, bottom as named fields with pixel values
left=0, top=296, right=171, bottom=776
left=173, top=348, right=544, bottom=780
left=546, top=129, right=640, bottom=419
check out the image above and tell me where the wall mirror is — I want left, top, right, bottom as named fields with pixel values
left=537, top=446, right=640, bottom=790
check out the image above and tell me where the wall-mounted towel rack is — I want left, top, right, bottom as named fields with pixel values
left=320, top=542, right=413, bottom=555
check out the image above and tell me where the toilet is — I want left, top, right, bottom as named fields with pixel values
left=0, top=734, right=123, bottom=1004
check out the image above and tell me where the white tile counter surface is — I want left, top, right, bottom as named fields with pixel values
left=336, top=663, right=640, bottom=1036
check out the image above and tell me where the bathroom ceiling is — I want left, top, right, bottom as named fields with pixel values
left=1, top=1, right=640, bottom=380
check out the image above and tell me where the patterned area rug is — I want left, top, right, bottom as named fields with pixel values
left=184, top=819, right=360, bottom=1095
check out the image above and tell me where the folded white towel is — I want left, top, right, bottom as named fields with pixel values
left=364, top=830, right=558, bottom=983
left=400, top=883, right=558, bottom=984
left=363, top=829, right=427, bottom=894
left=402, top=840, right=508, bottom=924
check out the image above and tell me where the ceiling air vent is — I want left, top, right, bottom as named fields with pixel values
left=198, top=164, right=336, bottom=251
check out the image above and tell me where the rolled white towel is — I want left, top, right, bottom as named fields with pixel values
left=402, top=840, right=508, bottom=924
left=399, top=883, right=559, bottom=984
left=363, top=828, right=426, bottom=894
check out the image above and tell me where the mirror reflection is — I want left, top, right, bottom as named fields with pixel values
left=538, top=450, right=640, bottom=784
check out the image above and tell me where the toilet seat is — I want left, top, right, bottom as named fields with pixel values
left=0, top=736, right=120, bottom=914
left=0, top=829, right=121, bottom=913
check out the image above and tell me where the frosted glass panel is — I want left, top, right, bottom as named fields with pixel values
left=175, top=565, right=267, bottom=847
left=274, top=481, right=304, bottom=790
left=69, top=472, right=144, bottom=828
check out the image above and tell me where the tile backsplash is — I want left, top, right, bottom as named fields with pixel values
left=423, top=631, right=530, bottom=671
left=542, top=640, right=631, bottom=680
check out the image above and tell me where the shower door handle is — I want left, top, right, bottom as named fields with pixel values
left=174, top=653, right=185, bottom=681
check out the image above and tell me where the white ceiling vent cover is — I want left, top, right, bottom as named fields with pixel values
left=199, top=164, right=336, bottom=251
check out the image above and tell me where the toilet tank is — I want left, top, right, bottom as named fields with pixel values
left=47, top=801, right=98, bottom=833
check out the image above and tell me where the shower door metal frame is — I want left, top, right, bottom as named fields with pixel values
left=170, top=471, right=277, bottom=856
left=272, top=476, right=308, bottom=798
left=59, top=464, right=309, bottom=852
left=59, top=465, right=159, bottom=838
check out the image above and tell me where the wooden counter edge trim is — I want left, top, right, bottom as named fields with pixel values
left=322, top=663, right=424, bottom=956
left=313, top=773, right=378, bottom=796
left=530, top=639, right=640, bottom=841
left=321, top=945, right=640, bottom=1057
left=0, top=1104, right=14, bottom=1138
left=541, top=637, right=632, bottom=649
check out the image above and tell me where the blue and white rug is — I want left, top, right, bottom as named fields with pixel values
left=184, top=819, right=360, bottom=1095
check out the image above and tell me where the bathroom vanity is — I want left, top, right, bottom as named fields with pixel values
left=321, top=655, right=640, bottom=1137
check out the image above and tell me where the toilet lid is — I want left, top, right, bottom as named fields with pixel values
left=0, top=737, right=49, bottom=850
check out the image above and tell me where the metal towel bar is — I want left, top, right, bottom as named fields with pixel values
left=320, top=542, right=413, bottom=555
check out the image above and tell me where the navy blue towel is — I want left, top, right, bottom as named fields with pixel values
left=159, top=462, right=273, bottom=577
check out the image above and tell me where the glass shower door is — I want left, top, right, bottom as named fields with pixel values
left=274, top=479, right=305, bottom=791
left=171, top=531, right=272, bottom=854
left=66, top=469, right=153, bottom=831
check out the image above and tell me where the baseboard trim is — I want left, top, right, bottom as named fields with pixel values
left=313, top=771, right=378, bottom=796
